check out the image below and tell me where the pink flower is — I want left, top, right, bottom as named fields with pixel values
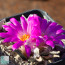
left=0, top=14, right=65, bottom=57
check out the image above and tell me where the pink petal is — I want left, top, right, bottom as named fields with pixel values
left=10, top=18, right=20, bottom=26
left=47, top=21, right=52, bottom=27
left=27, top=14, right=34, bottom=22
left=55, top=35, right=65, bottom=39
left=7, top=22, right=16, bottom=30
left=27, top=14, right=41, bottom=24
left=12, top=41, right=23, bottom=50
left=28, top=14, right=42, bottom=22
left=25, top=45, right=31, bottom=57
left=11, top=36, right=19, bottom=42
left=2, top=25, right=16, bottom=34
left=59, top=41, right=64, bottom=47
left=10, top=18, right=23, bottom=31
left=56, top=29, right=65, bottom=34
left=20, top=16, right=27, bottom=32
left=0, top=32, right=10, bottom=38
left=46, top=40, right=54, bottom=48
left=36, top=37, right=44, bottom=46
left=27, top=22, right=32, bottom=34
left=31, top=26, right=41, bottom=36
left=41, top=19, right=47, bottom=33
left=54, top=39, right=64, bottom=47
left=3, top=37, right=12, bottom=43
left=27, top=14, right=41, bottom=35
left=44, top=22, right=57, bottom=36
left=48, top=25, right=63, bottom=37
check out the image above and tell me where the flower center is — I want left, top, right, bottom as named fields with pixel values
left=19, top=34, right=30, bottom=41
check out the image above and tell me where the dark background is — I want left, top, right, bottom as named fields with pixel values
left=0, top=0, right=65, bottom=28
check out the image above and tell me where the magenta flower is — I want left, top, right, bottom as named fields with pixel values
left=0, top=14, right=65, bottom=57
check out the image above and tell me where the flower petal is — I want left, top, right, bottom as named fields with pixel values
left=27, top=14, right=40, bottom=26
left=11, top=36, right=19, bottom=42
left=36, top=37, right=44, bottom=46
left=48, top=25, right=63, bottom=37
left=31, top=26, right=41, bottom=36
left=3, top=37, right=12, bottom=43
left=59, top=41, right=64, bottom=47
left=0, top=32, right=10, bottom=38
left=41, top=19, right=47, bottom=33
left=25, top=45, right=31, bottom=57
left=56, top=29, right=65, bottom=35
left=27, top=14, right=41, bottom=35
left=44, top=22, right=57, bottom=36
left=54, top=39, right=64, bottom=47
left=27, top=14, right=41, bottom=24
left=10, top=18, right=23, bottom=31
left=2, top=25, right=15, bottom=34
left=47, top=21, right=52, bottom=27
left=7, top=22, right=16, bottom=30
left=27, top=14, right=34, bottom=22
left=55, top=35, right=65, bottom=39
left=12, top=41, right=23, bottom=50
left=20, top=16, right=27, bottom=32
left=10, top=18, right=20, bottom=26
left=27, top=22, right=32, bottom=34
left=46, top=40, right=54, bottom=48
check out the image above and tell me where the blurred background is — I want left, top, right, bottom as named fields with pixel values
left=0, top=0, right=65, bottom=28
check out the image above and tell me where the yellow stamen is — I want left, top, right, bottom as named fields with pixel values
left=19, top=34, right=30, bottom=41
